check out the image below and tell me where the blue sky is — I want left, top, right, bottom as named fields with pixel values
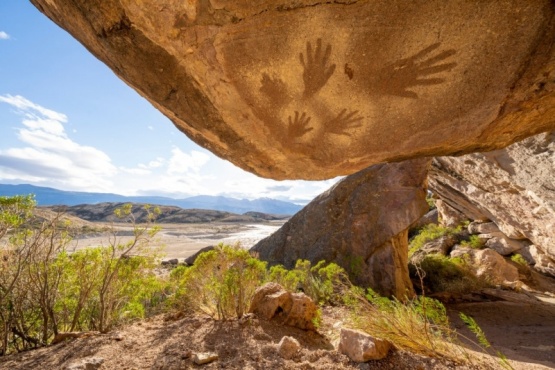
left=0, top=2, right=338, bottom=204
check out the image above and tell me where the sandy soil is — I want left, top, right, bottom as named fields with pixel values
left=0, top=306, right=502, bottom=370
left=1, top=292, right=553, bottom=370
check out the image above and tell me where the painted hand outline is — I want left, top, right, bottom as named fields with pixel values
left=325, top=109, right=363, bottom=136
left=375, top=43, right=456, bottom=99
left=300, top=38, right=336, bottom=98
left=260, top=73, right=289, bottom=107
left=287, top=111, right=313, bottom=139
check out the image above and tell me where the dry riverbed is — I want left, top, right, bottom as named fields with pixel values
left=69, top=221, right=285, bottom=260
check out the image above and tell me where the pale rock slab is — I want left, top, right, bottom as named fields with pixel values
left=192, top=352, right=219, bottom=365
left=468, top=221, right=500, bottom=235
left=338, top=328, right=391, bottom=362
left=472, top=249, right=519, bottom=285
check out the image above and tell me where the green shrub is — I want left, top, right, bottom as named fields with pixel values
left=267, top=260, right=350, bottom=305
left=410, top=254, right=488, bottom=294
left=460, top=235, right=484, bottom=249
left=409, top=224, right=462, bottom=257
left=347, top=288, right=464, bottom=360
left=0, top=199, right=165, bottom=354
left=347, top=289, right=509, bottom=366
left=176, top=244, right=267, bottom=320
left=510, top=254, right=528, bottom=267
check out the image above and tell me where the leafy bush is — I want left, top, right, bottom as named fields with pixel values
left=409, top=224, right=463, bottom=257
left=460, top=235, right=484, bottom=249
left=268, top=260, right=350, bottom=305
left=0, top=198, right=163, bottom=355
left=409, top=254, right=488, bottom=294
left=175, top=244, right=267, bottom=320
left=510, top=254, right=528, bottom=267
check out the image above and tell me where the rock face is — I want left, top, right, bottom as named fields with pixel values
left=429, top=132, right=555, bottom=275
left=31, top=1, right=555, bottom=180
left=252, top=159, right=430, bottom=298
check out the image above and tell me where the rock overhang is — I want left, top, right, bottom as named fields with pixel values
left=31, top=0, right=555, bottom=180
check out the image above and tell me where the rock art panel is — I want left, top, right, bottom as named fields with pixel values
left=251, top=158, right=430, bottom=298
left=31, top=0, right=555, bottom=179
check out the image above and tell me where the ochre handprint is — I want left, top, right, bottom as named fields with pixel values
left=287, top=111, right=313, bottom=139
left=300, top=38, right=336, bottom=98
left=260, top=73, right=290, bottom=107
left=324, top=109, right=363, bottom=136
left=373, top=43, right=457, bottom=99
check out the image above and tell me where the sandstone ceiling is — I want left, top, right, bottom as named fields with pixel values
left=31, top=0, right=555, bottom=180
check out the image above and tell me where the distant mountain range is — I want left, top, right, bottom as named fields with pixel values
left=0, top=184, right=303, bottom=215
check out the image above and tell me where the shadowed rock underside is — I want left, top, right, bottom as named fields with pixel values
left=31, top=0, right=555, bottom=179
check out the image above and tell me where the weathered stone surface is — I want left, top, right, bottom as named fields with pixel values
left=429, top=132, right=555, bottom=267
left=435, top=199, right=469, bottom=227
left=252, top=159, right=430, bottom=298
left=249, top=283, right=319, bottom=331
left=249, top=282, right=292, bottom=320
left=528, top=245, right=555, bottom=277
left=410, top=208, right=439, bottom=231
left=468, top=221, right=500, bottom=235
left=277, top=336, right=301, bottom=360
left=192, top=352, right=219, bottom=365
left=482, top=233, right=530, bottom=256
left=472, top=249, right=519, bottom=285
left=31, top=1, right=555, bottom=180
left=338, top=328, right=391, bottom=362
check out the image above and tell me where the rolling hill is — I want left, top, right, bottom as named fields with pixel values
left=0, top=184, right=303, bottom=215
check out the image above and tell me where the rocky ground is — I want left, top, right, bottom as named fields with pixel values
left=1, top=295, right=554, bottom=370
left=2, top=216, right=554, bottom=369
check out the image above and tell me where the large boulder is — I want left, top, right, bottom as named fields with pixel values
left=251, top=159, right=430, bottom=298
left=31, top=1, right=555, bottom=180
left=429, top=131, right=555, bottom=268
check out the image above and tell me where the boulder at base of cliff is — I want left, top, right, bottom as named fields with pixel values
left=252, top=159, right=430, bottom=298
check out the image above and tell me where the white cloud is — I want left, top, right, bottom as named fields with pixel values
left=167, top=148, right=210, bottom=175
left=0, top=95, right=337, bottom=203
left=148, top=125, right=154, bottom=130
left=0, top=94, right=117, bottom=192
left=0, top=31, right=9, bottom=40
left=138, top=157, right=164, bottom=169
left=0, top=95, right=67, bottom=122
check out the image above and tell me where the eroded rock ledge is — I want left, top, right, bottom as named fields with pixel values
left=429, top=131, right=555, bottom=276
left=31, top=0, right=555, bottom=179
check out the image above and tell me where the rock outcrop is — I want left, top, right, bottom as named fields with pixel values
left=429, top=131, right=555, bottom=276
left=252, top=159, right=430, bottom=298
left=31, top=1, right=555, bottom=180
